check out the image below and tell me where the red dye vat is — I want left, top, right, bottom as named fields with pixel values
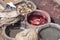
left=27, top=11, right=48, bottom=26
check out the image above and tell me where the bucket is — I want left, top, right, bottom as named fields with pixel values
left=26, top=10, right=51, bottom=27
left=38, top=23, right=60, bottom=40
left=2, top=22, right=25, bottom=40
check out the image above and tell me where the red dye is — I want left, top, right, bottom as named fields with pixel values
left=29, top=15, right=47, bottom=26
